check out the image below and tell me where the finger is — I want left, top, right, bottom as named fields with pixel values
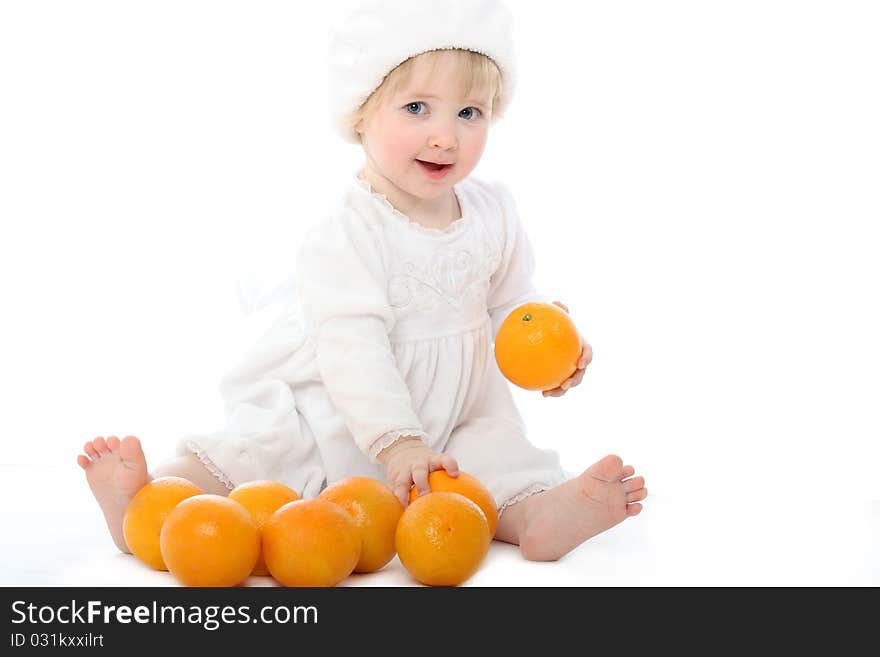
left=412, top=467, right=430, bottom=497
left=429, top=454, right=459, bottom=477
left=393, top=482, right=410, bottom=508
left=561, top=370, right=584, bottom=389
left=579, top=341, right=593, bottom=369
left=552, top=300, right=569, bottom=313
left=442, top=456, right=459, bottom=477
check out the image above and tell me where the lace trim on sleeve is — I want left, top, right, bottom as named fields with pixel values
left=183, top=440, right=236, bottom=491
left=498, top=483, right=549, bottom=517
left=367, top=429, right=428, bottom=464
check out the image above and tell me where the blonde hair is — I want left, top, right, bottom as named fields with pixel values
left=352, top=49, right=504, bottom=136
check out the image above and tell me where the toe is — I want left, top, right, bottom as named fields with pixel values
left=107, top=436, right=121, bottom=452
left=76, top=454, right=92, bottom=470
left=623, top=476, right=645, bottom=493
left=588, top=454, right=625, bottom=482
left=94, top=437, right=109, bottom=454
left=626, top=502, right=643, bottom=517
left=621, top=465, right=635, bottom=479
left=119, top=435, right=146, bottom=466
left=84, top=441, right=100, bottom=460
left=626, top=488, right=648, bottom=503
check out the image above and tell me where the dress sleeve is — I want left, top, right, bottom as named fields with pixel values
left=296, top=213, right=427, bottom=461
left=487, top=182, right=551, bottom=338
left=176, top=308, right=319, bottom=492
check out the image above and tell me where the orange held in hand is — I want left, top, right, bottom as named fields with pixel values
left=229, top=480, right=301, bottom=576
left=122, top=476, right=203, bottom=570
left=262, top=498, right=362, bottom=587
left=494, top=301, right=581, bottom=391
left=409, top=470, right=498, bottom=537
left=319, top=476, right=403, bottom=573
left=396, top=492, right=491, bottom=586
left=159, top=494, right=260, bottom=587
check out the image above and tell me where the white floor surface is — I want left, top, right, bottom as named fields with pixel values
left=1, top=464, right=877, bottom=587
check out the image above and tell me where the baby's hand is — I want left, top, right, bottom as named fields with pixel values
left=376, top=436, right=459, bottom=507
left=542, top=301, right=593, bottom=398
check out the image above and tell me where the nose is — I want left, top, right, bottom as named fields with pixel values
left=427, top=122, right=458, bottom=151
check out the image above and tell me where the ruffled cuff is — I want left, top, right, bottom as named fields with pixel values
left=182, top=440, right=237, bottom=491
left=367, top=429, right=428, bottom=464
left=498, top=483, right=550, bottom=517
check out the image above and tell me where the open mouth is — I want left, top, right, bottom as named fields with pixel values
left=416, top=159, right=452, bottom=173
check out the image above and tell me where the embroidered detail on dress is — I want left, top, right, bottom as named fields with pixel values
left=498, top=483, right=550, bottom=517
left=367, top=429, right=428, bottom=463
left=388, top=249, right=476, bottom=311
left=387, top=248, right=502, bottom=314
left=184, top=440, right=236, bottom=491
left=352, top=174, right=503, bottom=318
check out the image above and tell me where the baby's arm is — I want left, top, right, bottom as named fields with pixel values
left=376, top=436, right=459, bottom=507
left=297, top=213, right=433, bottom=476
left=487, top=183, right=593, bottom=396
left=486, top=182, right=551, bottom=337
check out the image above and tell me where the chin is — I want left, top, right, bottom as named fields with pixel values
left=417, top=184, right=453, bottom=198
left=401, top=178, right=449, bottom=200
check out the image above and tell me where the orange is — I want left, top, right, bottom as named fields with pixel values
left=159, top=494, right=260, bottom=587
left=122, top=476, right=203, bottom=570
left=395, top=492, right=491, bottom=586
left=494, top=301, right=581, bottom=391
left=262, top=499, right=362, bottom=587
left=319, top=476, right=404, bottom=573
left=229, top=480, right=301, bottom=576
left=409, top=470, right=498, bottom=537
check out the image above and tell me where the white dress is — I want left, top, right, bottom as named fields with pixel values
left=176, top=174, right=569, bottom=515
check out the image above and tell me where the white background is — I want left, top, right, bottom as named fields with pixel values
left=1, top=1, right=878, bottom=585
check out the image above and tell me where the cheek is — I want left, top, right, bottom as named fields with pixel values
left=388, top=136, right=419, bottom=163
left=460, top=129, right=489, bottom=163
left=373, top=120, right=421, bottom=164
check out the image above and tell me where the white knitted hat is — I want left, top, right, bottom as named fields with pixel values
left=327, top=0, right=516, bottom=143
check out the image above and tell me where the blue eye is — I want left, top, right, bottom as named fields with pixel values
left=405, top=102, right=427, bottom=114
left=460, top=107, right=482, bottom=121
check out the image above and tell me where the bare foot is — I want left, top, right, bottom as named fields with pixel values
left=77, top=435, right=152, bottom=553
left=517, top=455, right=647, bottom=561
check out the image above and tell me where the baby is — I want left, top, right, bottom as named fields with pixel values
left=77, top=0, right=646, bottom=563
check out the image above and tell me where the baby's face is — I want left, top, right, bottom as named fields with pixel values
left=357, top=53, right=492, bottom=202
